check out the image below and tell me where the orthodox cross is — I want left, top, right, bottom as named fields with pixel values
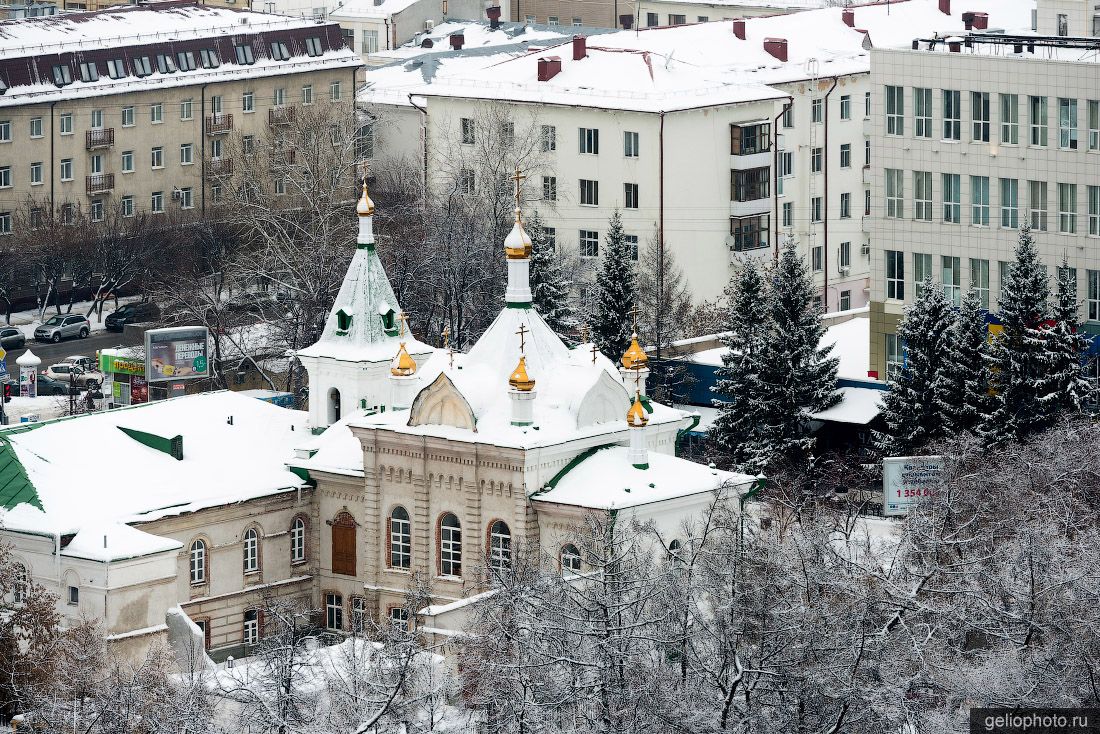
left=580, top=324, right=589, bottom=343
left=441, top=325, right=450, bottom=349
left=590, top=343, right=598, bottom=365
left=511, top=167, right=526, bottom=209
left=442, top=325, right=455, bottom=369
left=628, top=303, right=640, bottom=333
left=397, top=311, right=408, bottom=339
left=516, top=323, right=529, bottom=354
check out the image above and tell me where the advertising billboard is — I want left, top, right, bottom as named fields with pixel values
left=883, top=455, right=944, bottom=516
left=145, top=327, right=210, bottom=383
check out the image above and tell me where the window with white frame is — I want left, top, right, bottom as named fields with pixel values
left=624, top=183, right=639, bottom=209
left=180, top=143, right=193, bottom=165
left=439, top=513, right=462, bottom=577
left=811, top=245, right=823, bottom=272
left=561, top=544, right=581, bottom=575
left=243, top=528, right=259, bottom=573
left=270, top=41, right=292, bottom=60
left=121, top=195, right=134, bottom=217
left=290, top=517, right=306, bottom=563
left=579, top=179, right=598, bottom=206
left=189, top=540, right=206, bottom=584
left=1000, top=178, right=1019, bottom=228
left=59, top=158, right=72, bottom=181
left=59, top=113, right=72, bottom=134
left=1029, top=180, right=1048, bottom=230
left=1089, top=270, right=1100, bottom=321
left=914, top=171, right=932, bottom=221
left=972, top=92, right=990, bottom=142
left=121, top=151, right=134, bottom=173
left=155, top=53, right=176, bottom=74
left=810, top=147, right=822, bottom=173
left=362, top=30, right=379, bottom=53
left=840, top=143, right=851, bottom=168
left=840, top=192, right=851, bottom=218
left=541, top=124, right=556, bottom=151
left=1029, top=96, right=1048, bottom=146
left=330, top=80, right=342, bottom=101
left=782, top=201, right=793, bottom=228
left=30, top=117, right=42, bottom=138
left=625, top=234, right=639, bottom=261
left=942, top=90, right=961, bottom=140
left=942, top=255, right=961, bottom=306
left=302, top=84, right=313, bottom=105
left=865, top=90, right=871, bottom=117
left=885, top=168, right=903, bottom=219
left=242, top=92, right=254, bottom=113
left=489, top=520, right=511, bottom=571
left=177, top=50, right=197, bottom=71
left=150, top=103, right=163, bottom=124
left=458, top=168, right=475, bottom=195
left=325, top=593, right=343, bottom=629
left=180, top=99, right=193, bottom=120
left=971, top=176, right=989, bottom=226
left=351, top=597, right=368, bottom=633
left=1059, top=98, right=1078, bottom=149
left=580, top=230, right=599, bottom=257
left=389, top=606, right=410, bottom=632
left=180, top=187, right=193, bottom=209
left=811, top=196, right=822, bottom=223
left=133, top=56, right=152, bottom=77
left=273, top=88, right=286, bottom=106
left=1089, top=185, right=1100, bottom=236
left=0, top=212, right=10, bottom=236
left=305, top=36, right=323, bottom=56
left=30, top=162, right=42, bottom=185
left=1059, top=182, right=1078, bottom=233
left=913, top=252, right=932, bottom=297
left=200, top=48, right=220, bottom=68
left=122, top=106, right=134, bottom=127
left=914, top=87, right=932, bottom=138
left=243, top=609, right=259, bottom=644
left=886, top=250, right=905, bottom=300
left=1089, top=100, right=1099, bottom=151
left=151, top=146, right=163, bottom=169
left=942, top=173, right=961, bottom=223
left=579, top=127, right=599, bottom=154
left=542, top=176, right=557, bottom=201
left=839, top=241, right=851, bottom=270
left=460, top=118, right=474, bottom=145
left=811, top=98, right=823, bottom=123
left=840, top=95, right=850, bottom=120
left=970, top=258, right=990, bottom=309
left=999, top=261, right=1012, bottom=302
left=885, top=333, right=903, bottom=381
left=90, top=199, right=104, bottom=222
left=840, top=290, right=851, bottom=310
left=389, top=507, right=410, bottom=569
left=0, top=167, right=8, bottom=189
left=624, top=130, right=639, bottom=157
left=107, top=58, right=126, bottom=79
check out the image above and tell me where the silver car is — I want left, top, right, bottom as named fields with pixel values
left=34, top=314, right=90, bottom=343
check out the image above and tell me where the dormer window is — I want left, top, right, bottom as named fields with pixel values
left=107, top=59, right=127, bottom=79
left=380, top=307, right=397, bottom=335
left=270, top=41, right=292, bottom=61
left=79, top=61, right=98, bottom=83
left=200, top=48, right=221, bottom=68
left=177, top=51, right=197, bottom=71
left=156, top=54, right=176, bottom=74
left=235, top=44, right=255, bottom=65
left=336, top=309, right=352, bottom=332
left=133, top=56, right=153, bottom=77
left=52, top=65, right=73, bottom=87
left=305, top=37, right=323, bottom=56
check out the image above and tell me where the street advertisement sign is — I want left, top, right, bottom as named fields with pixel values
left=131, top=376, right=149, bottom=404
left=883, top=455, right=944, bottom=516
left=19, top=365, right=36, bottom=398
left=145, top=327, right=210, bottom=383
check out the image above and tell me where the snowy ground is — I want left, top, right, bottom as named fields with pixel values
left=5, top=296, right=143, bottom=339
left=2, top=395, right=73, bottom=423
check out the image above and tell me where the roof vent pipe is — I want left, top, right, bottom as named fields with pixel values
left=450, top=32, right=464, bottom=49
left=537, top=56, right=562, bottom=81
left=763, top=37, right=787, bottom=62
left=732, top=18, right=745, bottom=39
left=948, top=39, right=961, bottom=52
left=971, top=11, right=988, bottom=29
left=938, top=0, right=950, bottom=15
left=842, top=8, right=854, bottom=27
left=619, top=13, right=633, bottom=29
left=486, top=5, right=500, bottom=29
left=572, top=34, right=587, bottom=59
left=962, top=11, right=974, bottom=29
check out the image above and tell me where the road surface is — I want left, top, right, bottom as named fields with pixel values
left=1, top=329, right=143, bottom=372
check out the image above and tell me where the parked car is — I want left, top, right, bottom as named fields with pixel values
left=0, top=327, right=26, bottom=350
left=104, top=302, right=160, bottom=332
left=44, top=362, right=103, bottom=388
left=35, top=373, right=77, bottom=396
left=34, top=314, right=90, bottom=343
left=59, top=355, right=97, bottom=372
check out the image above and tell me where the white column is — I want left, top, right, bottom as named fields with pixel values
left=509, top=387, right=536, bottom=426
left=619, top=366, right=650, bottom=396
left=505, top=258, right=532, bottom=305
left=627, top=425, right=648, bottom=469
left=390, top=374, right=417, bottom=411
left=358, top=215, right=374, bottom=248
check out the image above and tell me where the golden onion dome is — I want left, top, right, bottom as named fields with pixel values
left=508, top=355, right=535, bottom=392
left=627, top=392, right=648, bottom=427
left=390, top=342, right=417, bottom=377
left=504, top=208, right=533, bottom=259
left=621, top=333, right=649, bottom=370
left=356, top=179, right=375, bottom=217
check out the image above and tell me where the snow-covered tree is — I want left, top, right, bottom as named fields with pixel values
left=755, top=238, right=839, bottom=466
left=981, top=225, right=1058, bottom=444
left=588, top=210, right=636, bottom=360
left=877, top=277, right=953, bottom=455
left=528, top=210, right=578, bottom=339
left=637, top=233, right=695, bottom=404
left=1047, top=257, right=1093, bottom=414
left=934, top=288, right=992, bottom=436
left=710, top=259, right=771, bottom=471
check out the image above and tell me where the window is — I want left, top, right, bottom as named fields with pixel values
left=11, top=564, right=27, bottom=604
left=0, top=167, right=8, bottom=188
left=89, top=200, right=104, bottom=223
left=579, top=179, right=599, bottom=206
left=811, top=197, right=823, bottom=223
left=1090, top=185, right=1100, bottom=236
left=970, top=258, right=990, bottom=309
left=1089, top=100, right=1099, bottom=151
left=389, top=606, right=409, bottom=632
left=580, top=230, right=599, bottom=257
left=624, top=183, right=639, bottom=209
left=235, top=44, right=255, bottom=65
left=361, top=29, right=379, bottom=53
left=840, top=143, right=851, bottom=168
left=840, top=290, right=851, bottom=310
left=243, top=528, right=259, bottom=573
left=351, top=597, right=368, bottom=633
left=540, top=124, right=556, bottom=151
left=176, top=50, right=197, bottom=71
left=779, top=151, right=793, bottom=179
left=273, top=88, right=286, bottom=106
left=180, top=187, right=193, bottom=209
left=499, top=121, right=514, bottom=145
left=942, top=173, right=961, bottom=223
left=153, top=54, right=175, bottom=75
left=561, top=544, right=581, bottom=575
left=243, top=609, right=259, bottom=644
left=107, top=58, right=126, bottom=79
left=121, top=151, right=134, bottom=173
left=305, top=36, right=323, bottom=56
left=914, top=88, right=932, bottom=138
left=302, top=84, right=313, bottom=105
left=913, top=253, right=933, bottom=296
left=0, top=213, right=9, bottom=236
left=840, top=95, right=851, bottom=120
left=1000, top=178, right=1019, bottom=228
left=885, top=85, right=904, bottom=135
left=179, top=143, right=193, bottom=165
left=971, top=176, right=990, bottom=226
left=885, top=333, right=903, bottom=381
left=914, top=171, right=932, bottom=221
left=542, top=176, right=557, bottom=201
left=200, top=48, right=220, bottom=68
left=624, top=131, right=639, bottom=157
left=122, top=106, right=134, bottom=127
left=971, top=92, right=990, bottom=142
left=439, top=513, right=462, bottom=577
left=190, top=540, right=206, bottom=584
left=288, top=517, right=306, bottom=563
left=30, top=117, right=43, bottom=138
left=545, top=227, right=556, bottom=248
left=865, top=91, right=872, bottom=118
left=942, top=90, right=961, bottom=140
left=1029, top=180, right=1048, bottom=230
left=999, top=94, right=1019, bottom=144
left=865, top=189, right=871, bottom=216
left=1058, top=12, right=1069, bottom=35
left=1059, top=183, right=1078, bottom=233
left=811, top=147, right=823, bottom=173
left=669, top=14, right=685, bottom=24
left=812, top=245, right=824, bottom=272
left=732, top=167, right=769, bottom=201
left=886, top=250, right=905, bottom=300
left=78, top=61, right=98, bottom=83
left=150, top=103, right=163, bottom=124
left=811, top=98, right=823, bottom=123
left=840, top=192, right=851, bottom=219
left=730, top=122, right=770, bottom=155
left=332, top=512, right=356, bottom=576
left=579, top=127, right=599, bottom=154
left=730, top=214, right=768, bottom=251
left=180, top=99, right=193, bottom=120
left=151, top=147, right=163, bottom=169
left=489, top=520, right=511, bottom=571
left=68, top=585, right=79, bottom=605
left=52, top=64, right=73, bottom=87
left=1029, top=96, right=1048, bottom=146
left=330, top=80, right=342, bottom=101
left=781, top=105, right=793, bottom=128
left=389, top=507, right=411, bottom=569
left=458, top=169, right=475, bottom=195
left=132, top=56, right=152, bottom=77
left=267, top=41, right=290, bottom=61
left=60, top=113, right=73, bottom=135
left=864, top=139, right=871, bottom=166
left=60, top=204, right=74, bottom=225
left=30, top=162, right=42, bottom=185
left=625, top=234, right=639, bottom=261
left=942, top=255, right=961, bottom=306
left=325, top=593, right=343, bottom=630
left=885, top=168, right=903, bottom=219
left=60, top=159, right=72, bottom=181
left=460, top=118, right=475, bottom=145
left=1059, top=98, right=1078, bottom=149
left=782, top=201, right=793, bottom=227
left=1089, top=271, right=1100, bottom=321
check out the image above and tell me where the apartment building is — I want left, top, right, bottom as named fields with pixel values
left=635, top=0, right=826, bottom=30
left=868, top=28, right=1100, bottom=379
left=1036, top=0, right=1100, bottom=36
left=0, top=2, right=360, bottom=233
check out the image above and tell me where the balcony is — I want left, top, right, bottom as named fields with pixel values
left=209, top=158, right=233, bottom=176
left=86, top=173, right=114, bottom=194
left=206, top=113, right=234, bottom=135
left=86, top=128, right=114, bottom=149
left=268, top=106, right=294, bottom=126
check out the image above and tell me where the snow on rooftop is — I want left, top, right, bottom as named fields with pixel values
left=371, top=20, right=603, bottom=62
left=808, top=386, right=882, bottom=425
left=1, top=391, right=308, bottom=542
left=62, top=522, right=183, bottom=562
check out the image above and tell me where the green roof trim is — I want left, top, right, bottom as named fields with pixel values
left=0, top=437, right=43, bottom=511
left=118, top=426, right=184, bottom=461
left=506, top=301, right=533, bottom=309
left=531, top=444, right=616, bottom=497
left=675, top=413, right=701, bottom=457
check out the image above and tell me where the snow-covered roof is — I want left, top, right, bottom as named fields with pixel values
left=532, top=446, right=754, bottom=510
left=0, top=391, right=308, bottom=550
left=643, top=0, right=828, bottom=7
left=808, top=386, right=882, bottom=425
left=370, top=20, right=609, bottom=63
left=62, top=522, right=183, bottom=562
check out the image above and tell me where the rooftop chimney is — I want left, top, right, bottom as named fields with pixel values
left=619, top=13, right=633, bottom=29
left=938, top=0, right=950, bottom=15
left=842, top=8, right=854, bottom=27
left=732, top=18, right=745, bottom=39
left=763, top=37, right=787, bottom=62
left=971, top=11, right=988, bottom=29
left=537, top=56, right=562, bottom=81
left=572, top=35, right=587, bottom=60
left=962, top=11, right=974, bottom=30
left=486, top=5, right=500, bottom=29
left=449, top=32, right=464, bottom=50
left=948, top=39, right=961, bottom=52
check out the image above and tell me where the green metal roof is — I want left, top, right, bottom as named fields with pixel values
left=0, top=436, right=43, bottom=512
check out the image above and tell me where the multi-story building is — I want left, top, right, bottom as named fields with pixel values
left=868, top=25, right=1099, bottom=379
left=634, top=0, right=826, bottom=30
left=0, top=2, right=360, bottom=232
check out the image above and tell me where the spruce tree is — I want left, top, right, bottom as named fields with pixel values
left=1048, top=257, right=1093, bottom=413
left=528, top=210, right=578, bottom=338
left=755, top=238, right=840, bottom=467
left=710, top=259, right=770, bottom=471
left=876, top=277, right=953, bottom=455
left=588, top=210, right=635, bottom=360
left=981, top=225, right=1058, bottom=444
left=934, top=287, right=992, bottom=436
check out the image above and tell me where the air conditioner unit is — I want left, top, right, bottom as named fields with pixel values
left=425, top=18, right=434, bottom=30
left=860, top=242, right=870, bottom=256
left=839, top=266, right=851, bottom=276
left=171, top=188, right=182, bottom=201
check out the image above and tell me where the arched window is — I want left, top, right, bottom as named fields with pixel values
left=560, top=544, right=581, bottom=576
left=332, top=512, right=357, bottom=576
left=290, top=517, right=306, bottom=563
left=189, top=540, right=207, bottom=584
left=243, top=528, right=259, bottom=574
left=328, top=388, right=341, bottom=424
left=12, top=563, right=28, bottom=603
left=667, top=539, right=684, bottom=566
left=488, top=520, right=511, bottom=571
left=439, top=513, right=462, bottom=577
left=389, top=506, right=411, bottom=569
